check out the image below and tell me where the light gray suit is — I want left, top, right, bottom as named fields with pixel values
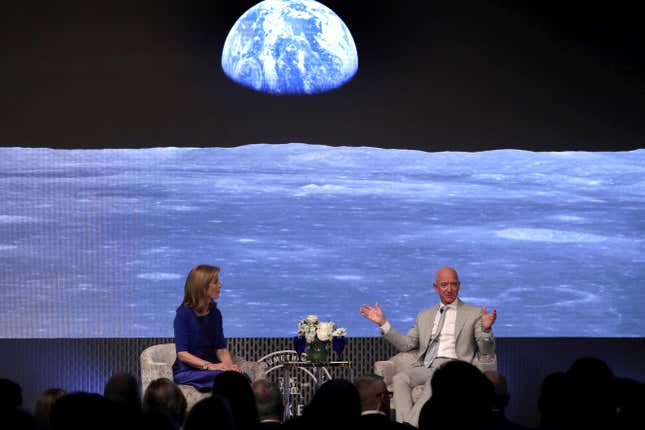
left=383, top=299, right=495, bottom=425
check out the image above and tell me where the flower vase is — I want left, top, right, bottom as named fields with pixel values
left=306, top=340, right=330, bottom=362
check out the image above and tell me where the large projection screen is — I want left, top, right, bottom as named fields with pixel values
left=1, top=1, right=644, bottom=338
left=1, top=146, right=644, bottom=338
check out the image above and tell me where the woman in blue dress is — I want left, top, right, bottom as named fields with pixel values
left=173, top=264, right=241, bottom=391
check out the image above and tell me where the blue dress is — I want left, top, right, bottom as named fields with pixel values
left=172, top=302, right=227, bottom=391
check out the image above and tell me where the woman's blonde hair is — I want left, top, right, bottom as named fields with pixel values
left=179, top=264, right=220, bottom=309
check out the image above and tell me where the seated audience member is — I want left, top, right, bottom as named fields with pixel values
left=142, top=378, right=187, bottom=429
left=33, top=388, right=66, bottom=429
left=418, top=360, right=494, bottom=430
left=0, top=378, right=23, bottom=411
left=537, top=372, right=569, bottom=430
left=614, top=377, right=645, bottom=430
left=104, top=372, right=141, bottom=416
left=183, top=394, right=234, bottom=430
left=301, top=379, right=361, bottom=430
left=252, top=379, right=284, bottom=428
left=0, top=378, right=40, bottom=429
left=565, top=357, right=617, bottom=428
left=483, top=371, right=526, bottom=430
left=137, top=410, right=179, bottom=430
left=354, top=374, right=408, bottom=430
left=173, top=265, right=242, bottom=392
left=50, top=392, right=118, bottom=430
left=212, top=371, right=259, bottom=430
left=5, top=409, right=41, bottom=430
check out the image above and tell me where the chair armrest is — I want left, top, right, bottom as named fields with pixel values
left=374, top=361, right=397, bottom=386
left=475, top=354, right=498, bottom=373
left=140, top=361, right=174, bottom=394
left=235, top=358, right=268, bottom=382
left=375, top=350, right=419, bottom=388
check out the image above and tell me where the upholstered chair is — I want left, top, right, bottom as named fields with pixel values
left=374, top=350, right=497, bottom=406
left=140, top=343, right=267, bottom=409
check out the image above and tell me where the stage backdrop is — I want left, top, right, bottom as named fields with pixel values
left=1, top=145, right=644, bottom=338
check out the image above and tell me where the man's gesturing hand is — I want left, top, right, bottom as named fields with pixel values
left=481, top=306, right=497, bottom=331
left=360, top=302, right=386, bottom=326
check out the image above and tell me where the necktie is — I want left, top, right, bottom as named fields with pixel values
left=423, top=306, right=446, bottom=368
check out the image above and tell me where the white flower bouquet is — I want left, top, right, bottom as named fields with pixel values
left=295, top=315, right=347, bottom=362
left=297, top=314, right=347, bottom=344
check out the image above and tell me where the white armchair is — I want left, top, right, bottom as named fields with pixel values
left=140, top=343, right=267, bottom=409
left=374, top=350, right=497, bottom=406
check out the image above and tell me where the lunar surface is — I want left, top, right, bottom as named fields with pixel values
left=0, top=145, right=643, bottom=337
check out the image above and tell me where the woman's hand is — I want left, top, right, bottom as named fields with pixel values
left=206, top=362, right=224, bottom=371
left=226, top=363, right=242, bottom=372
left=207, top=362, right=241, bottom=372
left=215, top=348, right=242, bottom=372
left=206, top=362, right=225, bottom=371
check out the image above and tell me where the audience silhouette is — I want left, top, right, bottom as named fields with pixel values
left=299, top=379, right=361, bottom=430
left=253, top=379, right=284, bottom=428
left=614, top=376, right=644, bottom=430
left=1, top=355, right=642, bottom=430
left=565, top=357, right=616, bottom=429
left=354, top=374, right=409, bottom=430
left=104, top=372, right=141, bottom=425
left=142, top=377, right=187, bottom=429
left=483, top=371, right=527, bottom=430
left=0, top=378, right=23, bottom=411
left=418, top=360, right=494, bottom=430
left=33, top=388, right=66, bottom=429
left=537, top=371, right=569, bottom=429
left=212, top=370, right=260, bottom=430
left=50, top=392, right=118, bottom=430
left=184, top=394, right=234, bottom=430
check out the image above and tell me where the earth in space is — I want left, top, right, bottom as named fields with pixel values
left=221, top=0, right=358, bottom=95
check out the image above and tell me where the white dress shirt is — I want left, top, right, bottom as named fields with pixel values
left=380, top=301, right=458, bottom=359
left=434, top=302, right=458, bottom=359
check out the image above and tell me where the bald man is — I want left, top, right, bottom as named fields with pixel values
left=360, top=266, right=497, bottom=426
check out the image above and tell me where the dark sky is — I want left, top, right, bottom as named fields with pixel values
left=1, top=0, right=643, bottom=151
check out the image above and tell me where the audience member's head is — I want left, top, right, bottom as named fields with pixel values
left=538, top=371, right=569, bottom=429
left=419, top=360, right=494, bottom=430
left=5, top=409, right=41, bottom=430
left=50, top=392, right=117, bottom=430
left=212, top=371, right=259, bottom=430
left=0, top=380, right=39, bottom=430
left=354, top=374, right=390, bottom=414
left=104, top=372, right=140, bottom=414
left=484, top=371, right=510, bottom=413
left=184, top=394, right=234, bottom=430
left=33, top=388, right=66, bottom=429
left=614, top=378, right=644, bottom=430
left=432, top=360, right=494, bottom=405
left=302, top=379, right=361, bottom=430
left=252, top=379, right=284, bottom=422
left=565, top=357, right=616, bottom=427
left=418, top=397, right=439, bottom=430
left=142, top=378, right=187, bottom=428
left=137, top=410, right=179, bottom=430
left=0, top=378, right=23, bottom=411
left=567, top=356, right=614, bottom=392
